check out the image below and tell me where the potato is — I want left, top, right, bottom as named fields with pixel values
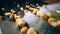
left=57, top=21, right=60, bottom=26
left=24, top=10, right=27, bottom=14
left=27, top=28, right=37, bottom=34
left=32, top=8, right=38, bottom=15
left=11, top=9, right=16, bottom=14
left=20, top=7, right=24, bottom=11
left=46, top=12, right=53, bottom=18
left=37, top=6, right=40, bottom=9
left=26, top=5, right=30, bottom=8
left=9, top=14, right=14, bottom=19
left=51, top=22, right=59, bottom=27
left=39, top=13, right=49, bottom=20
left=37, top=12, right=40, bottom=17
left=20, top=27, right=28, bottom=34
left=56, top=10, right=60, bottom=14
left=48, top=18, right=57, bottom=24
left=14, top=14, right=21, bottom=19
left=29, top=7, right=34, bottom=11
left=5, top=13, right=11, bottom=16
left=16, top=18, right=26, bottom=27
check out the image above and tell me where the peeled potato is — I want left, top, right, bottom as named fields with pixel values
left=21, top=27, right=28, bottom=34
left=48, top=18, right=57, bottom=24
left=16, top=18, right=26, bottom=27
left=46, top=12, right=53, bottom=18
left=27, top=28, right=37, bottom=34
left=40, top=13, right=49, bottom=20
left=5, top=13, right=11, bottom=16
left=51, top=22, right=59, bottom=27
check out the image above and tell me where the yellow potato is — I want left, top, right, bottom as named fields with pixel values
left=37, top=6, right=40, bottom=9
left=27, top=28, right=37, bottom=34
left=24, top=10, right=27, bottom=14
left=40, top=13, right=49, bottom=20
left=26, top=5, right=30, bottom=8
left=14, top=14, right=21, bottom=19
left=56, top=10, right=60, bottom=14
left=46, top=12, right=53, bottom=18
left=32, top=8, right=38, bottom=15
left=57, top=21, right=60, bottom=26
left=11, top=9, right=16, bottom=14
left=20, top=7, right=24, bottom=11
left=21, top=27, right=28, bottom=34
left=9, top=14, right=14, bottom=19
left=37, top=12, right=40, bottom=17
left=29, top=7, right=34, bottom=11
left=51, top=22, right=59, bottom=27
left=5, top=13, right=11, bottom=16
left=16, top=18, right=26, bottom=27
left=42, top=4, right=48, bottom=8
left=48, top=18, right=57, bottom=24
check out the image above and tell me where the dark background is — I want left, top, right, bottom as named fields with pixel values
left=0, top=0, right=48, bottom=16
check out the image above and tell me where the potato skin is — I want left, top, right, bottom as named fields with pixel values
left=27, top=28, right=37, bottom=34
left=46, top=12, right=53, bottom=18
left=48, top=18, right=57, bottom=24
left=20, top=27, right=28, bottom=34
left=39, top=13, right=49, bottom=20
left=16, top=18, right=26, bottom=27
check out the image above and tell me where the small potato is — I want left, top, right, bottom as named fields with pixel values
left=26, top=5, right=30, bottom=8
left=14, top=14, right=21, bottom=19
left=16, top=18, right=26, bottom=27
left=42, top=4, right=48, bottom=8
left=37, top=6, right=40, bottom=9
left=21, top=27, right=28, bottom=34
left=46, top=12, right=53, bottom=18
left=9, top=14, right=14, bottom=19
left=24, top=10, right=27, bottom=14
left=5, top=13, right=11, bottom=16
left=11, top=9, right=16, bottom=14
left=29, top=7, right=34, bottom=11
left=51, top=22, right=59, bottom=27
left=37, top=12, right=40, bottom=17
left=32, top=8, right=38, bottom=15
left=56, top=10, right=60, bottom=14
left=27, top=28, right=37, bottom=34
left=48, top=18, right=57, bottom=24
left=20, top=7, right=24, bottom=11
left=40, top=13, right=49, bottom=20
left=57, top=21, right=60, bottom=26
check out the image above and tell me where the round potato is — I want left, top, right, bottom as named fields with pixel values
left=5, top=13, right=11, bottom=16
left=40, top=13, right=49, bottom=20
left=20, top=27, right=28, bottom=34
left=27, top=28, right=37, bottom=34
left=46, top=12, right=53, bottom=18
left=16, top=18, right=26, bottom=27
left=51, top=22, right=59, bottom=27
left=48, top=18, right=57, bottom=24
